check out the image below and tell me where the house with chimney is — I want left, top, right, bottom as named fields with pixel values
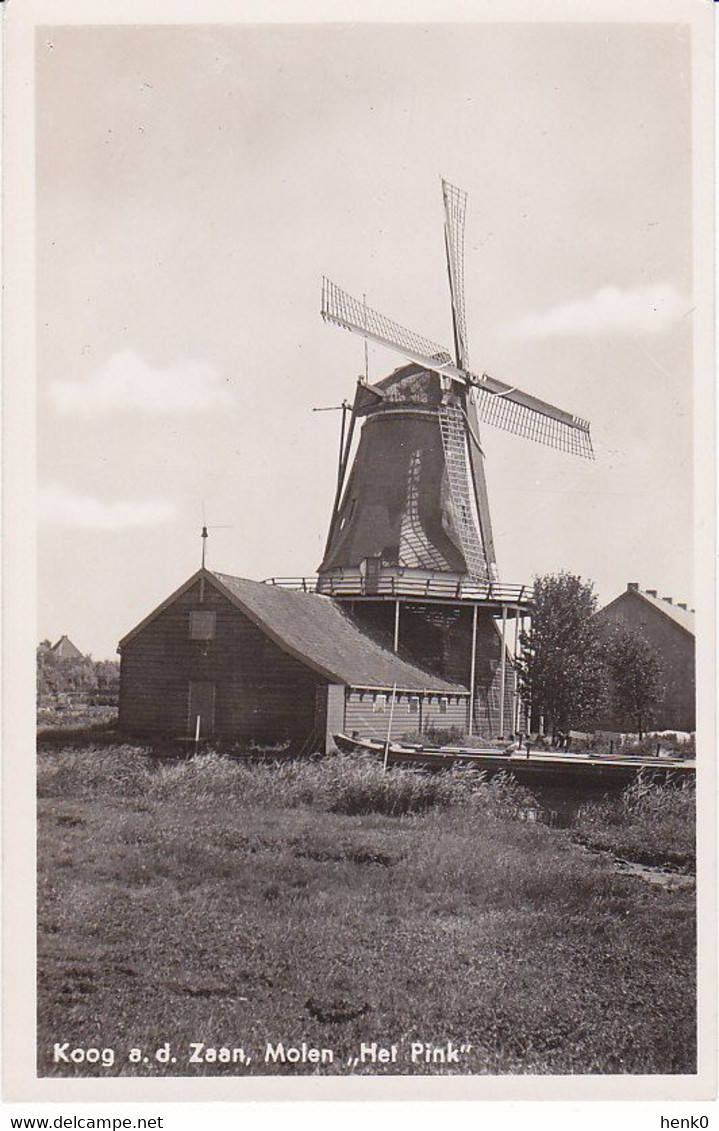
left=594, top=582, right=695, bottom=732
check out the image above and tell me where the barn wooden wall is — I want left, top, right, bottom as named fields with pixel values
left=340, top=600, right=517, bottom=738
left=119, top=578, right=325, bottom=745
left=344, top=689, right=468, bottom=742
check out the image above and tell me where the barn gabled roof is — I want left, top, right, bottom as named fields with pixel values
left=599, top=585, right=695, bottom=638
left=212, top=572, right=467, bottom=693
left=119, top=568, right=468, bottom=695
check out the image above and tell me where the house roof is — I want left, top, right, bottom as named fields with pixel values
left=51, top=635, right=84, bottom=659
left=600, top=586, right=695, bottom=638
left=120, top=569, right=467, bottom=695
left=637, top=590, right=695, bottom=635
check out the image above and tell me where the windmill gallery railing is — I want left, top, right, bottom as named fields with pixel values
left=263, top=574, right=533, bottom=607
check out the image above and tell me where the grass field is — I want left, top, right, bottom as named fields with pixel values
left=37, top=745, right=696, bottom=1077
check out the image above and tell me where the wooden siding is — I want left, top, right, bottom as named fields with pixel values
left=325, top=684, right=346, bottom=751
left=119, top=577, right=326, bottom=745
left=422, top=694, right=470, bottom=733
left=344, top=688, right=468, bottom=742
left=343, top=600, right=518, bottom=738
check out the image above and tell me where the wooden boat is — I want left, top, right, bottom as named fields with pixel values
left=334, top=732, right=515, bottom=771
left=333, top=733, right=696, bottom=786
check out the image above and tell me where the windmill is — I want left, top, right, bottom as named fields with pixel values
left=318, top=179, right=593, bottom=592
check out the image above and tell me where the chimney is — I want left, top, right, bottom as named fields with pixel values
left=678, top=603, right=687, bottom=610
left=646, top=589, right=657, bottom=597
left=663, top=597, right=673, bottom=604
left=627, top=582, right=639, bottom=591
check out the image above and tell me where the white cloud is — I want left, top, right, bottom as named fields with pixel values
left=39, top=483, right=177, bottom=531
left=48, top=350, right=234, bottom=416
left=503, top=282, right=690, bottom=340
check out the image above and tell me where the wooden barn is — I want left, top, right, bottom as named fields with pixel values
left=118, top=569, right=469, bottom=751
left=594, top=582, right=695, bottom=732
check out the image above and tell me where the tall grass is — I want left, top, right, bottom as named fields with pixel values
left=37, top=744, right=151, bottom=798
left=37, top=745, right=695, bottom=867
left=37, top=743, right=697, bottom=1076
left=149, top=751, right=537, bottom=819
left=37, top=745, right=536, bottom=819
left=575, top=777, right=695, bottom=867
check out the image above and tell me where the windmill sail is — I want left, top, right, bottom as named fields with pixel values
left=474, top=382, right=594, bottom=459
left=322, top=277, right=594, bottom=459
left=441, top=179, right=494, bottom=578
left=322, top=277, right=453, bottom=370
left=437, top=405, right=488, bottom=581
left=442, top=180, right=470, bottom=369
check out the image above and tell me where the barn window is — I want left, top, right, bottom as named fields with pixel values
left=409, top=695, right=420, bottom=714
left=189, top=610, right=216, bottom=640
left=373, top=693, right=387, bottom=713
left=439, top=697, right=449, bottom=715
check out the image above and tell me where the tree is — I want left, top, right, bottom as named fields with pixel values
left=36, top=645, right=119, bottom=701
left=603, top=627, right=664, bottom=739
left=516, top=571, right=608, bottom=741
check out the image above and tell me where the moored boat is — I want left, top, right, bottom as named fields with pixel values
left=332, top=732, right=695, bottom=786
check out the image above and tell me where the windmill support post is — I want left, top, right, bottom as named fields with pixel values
left=383, top=684, right=398, bottom=772
left=521, top=613, right=531, bottom=733
left=338, top=401, right=348, bottom=486
left=468, top=603, right=478, bottom=736
left=499, top=604, right=508, bottom=738
left=513, top=606, right=520, bottom=735
left=393, top=600, right=401, bottom=653
left=322, top=398, right=358, bottom=561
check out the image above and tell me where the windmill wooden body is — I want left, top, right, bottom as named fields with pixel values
left=277, top=180, right=594, bottom=737
left=319, top=181, right=592, bottom=595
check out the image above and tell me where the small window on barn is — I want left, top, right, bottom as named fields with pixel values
left=189, top=610, right=216, bottom=640
left=373, top=693, right=387, bottom=713
left=439, top=697, right=449, bottom=715
left=409, top=695, right=420, bottom=714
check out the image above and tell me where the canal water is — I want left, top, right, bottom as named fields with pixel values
left=519, top=782, right=615, bottom=828
left=517, top=781, right=695, bottom=889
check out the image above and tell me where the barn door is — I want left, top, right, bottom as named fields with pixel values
left=364, top=556, right=381, bottom=594
left=188, top=681, right=216, bottom=738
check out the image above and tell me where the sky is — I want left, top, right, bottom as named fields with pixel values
left=36, top=20, right=694, bottom=659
